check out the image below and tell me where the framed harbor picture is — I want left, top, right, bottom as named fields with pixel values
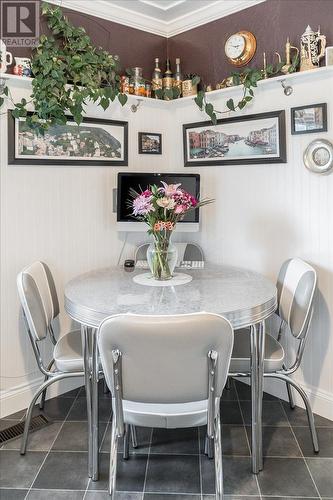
left=8, top=113, right=128, bottom=166
left=138, top=132, right=162, bottom=154
left=183, top=110, right=286, bottom=166
left=291, top=103, right=327, bottom=135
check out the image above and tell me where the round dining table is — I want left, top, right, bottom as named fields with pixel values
left=65, top=264, right=277, bottom=481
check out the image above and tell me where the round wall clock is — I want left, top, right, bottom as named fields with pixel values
left=225, top=31, right=257, bottom=67
left=303, top=139, right=333, bottom=174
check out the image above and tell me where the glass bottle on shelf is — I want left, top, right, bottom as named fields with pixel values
left=132, top=67, right=146, bottom=97
left=163, top=59, right=173, bottom=99
left=152, top=58, right=163, bottom=98
left=173, top=57, right=182, bottom=97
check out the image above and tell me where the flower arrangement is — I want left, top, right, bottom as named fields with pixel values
left=130, top=182, right=213, bottom=280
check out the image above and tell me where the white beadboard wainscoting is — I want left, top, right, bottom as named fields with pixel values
left=1, top=68, right=333, bottom=419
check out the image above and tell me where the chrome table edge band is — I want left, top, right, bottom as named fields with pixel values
left=64, top=295, right=277, bottom=330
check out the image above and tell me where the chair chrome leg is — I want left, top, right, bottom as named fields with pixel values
left=123, top=423, right=130, bottom=460
left=21, top=372, right=82, bottom=455
left=39, top=360, right=55, bottom=410
left=39, top=374, right=48, bottom=410
left=225, top=377, right=231, bottom=390
left=286, top=381, right=296, bottom=409
left=82, top=325, right=93, bottom=478
left=130, top=425, right=138, bottom=448
left=109, top=417, right=118, bottom=498
left=265, top=373, right=319, bottom=453
left=214, top=415, right=223, bottom=499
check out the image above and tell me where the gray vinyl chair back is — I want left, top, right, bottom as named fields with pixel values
left=17, top=261, right=59, bottom=341
left=98, top=312, right=233, bottom=404
left=277, top=258, right=317, bottom=339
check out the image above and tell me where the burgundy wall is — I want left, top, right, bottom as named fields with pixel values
left=2, top=0, right=333, bottom=85
left=168, top=0, right=333, bottom=87
left=2, top=5, right=166, bottom=80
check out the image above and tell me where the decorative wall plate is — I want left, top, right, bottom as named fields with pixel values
left=303, top=139, right=333, bottom=174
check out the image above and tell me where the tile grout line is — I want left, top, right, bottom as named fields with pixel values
left=23, top=388, right=83, bottom=500
left=141, top=427, right=153, bottom=500
left=233, top=379, right=263, bottom=500
left=197, top=426, right=203, bottom=500
left=280, top=399, right=322, bottom=500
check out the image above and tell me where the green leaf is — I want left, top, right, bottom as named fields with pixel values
left=3, top=86, right=9, bottom=96
left=0, top=97, right=4, bottom=107
left=238, top=100, right=246, bottom=110
left=118, top=93, right=127, bottom=106
left=232, top=73, right=241, bottom=86
left=226, top=99, right=235, bottom=111
left=249, top=88, right=254, bottom=97
left=194, top=91, right=204, bottom=110
left=245, top=96, right=253, bottom=102
left=100, top=97, right=109, bottom=110
left=211, top=112, right=217, bottom=125
left=191, top=75, right=200, bottom=86
left=205, top=102, right=214, bottom=116
left=12, top=108, right=21, bottom=119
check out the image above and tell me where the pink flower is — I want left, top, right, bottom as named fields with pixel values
left=190, top=195, right=198, bottom=207
left=174, top=204, right=186, bottom=214
left=132, top=194, right=154, bottom=216
left=160, top=181, right=182, bottom=197
left=142, top=189, right=152, bottom=198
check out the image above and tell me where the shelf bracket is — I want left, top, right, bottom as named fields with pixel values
left=130, top=99, right=143, bottom=113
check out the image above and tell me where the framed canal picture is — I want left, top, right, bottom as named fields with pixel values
left=138, top=132, right=162, bottom=154
left=183, top=110, right=286, bottom=166
left=8, top=113, right=128, bottom=166
left=291, top=103, right=327, bottom=135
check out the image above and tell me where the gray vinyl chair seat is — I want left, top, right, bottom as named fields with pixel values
left=230, top=329, right=285, bottom=373
left=54, top=329, right=102, bottom=372
left=53, top=329, right=84, bottom=372
left=120, top=398, right=209, bottom=428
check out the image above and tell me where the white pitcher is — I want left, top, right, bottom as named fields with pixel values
left=0, top=39, right=13, bottom=73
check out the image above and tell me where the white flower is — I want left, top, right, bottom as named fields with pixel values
left=156, top=197, right=176, bottom=210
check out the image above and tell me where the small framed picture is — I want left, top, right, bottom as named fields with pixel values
left=291, top=103, right=327, bottom=135
left=138, top=132, right=162, bottom=154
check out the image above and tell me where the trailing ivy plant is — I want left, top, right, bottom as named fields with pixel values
left=194, top=55, right=299, bottom=124
left=9, top=2, right=127, bottom=133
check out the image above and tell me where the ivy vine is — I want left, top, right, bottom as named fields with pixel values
left=194, top=56, right=299, bottom=124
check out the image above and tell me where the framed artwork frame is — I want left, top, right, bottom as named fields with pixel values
left=138, top=132, right=162, bottom=155
left=8, top=112, right=128, bottom=166
left=183, top=110, right=287, bottom=166
left=291, top=103, right=327, bottom=135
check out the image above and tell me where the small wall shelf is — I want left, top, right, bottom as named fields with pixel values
left=1, top=66, right=332, bottom=111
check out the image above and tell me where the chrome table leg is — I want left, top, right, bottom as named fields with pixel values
left=81, top=324, right=93, bottom=478
left=250, top=321, right=265, bottom=473
left=91, top=327, right=100, bottom=480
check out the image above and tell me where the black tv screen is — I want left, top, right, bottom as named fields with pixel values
left=117, top=172, right=200, bottom=223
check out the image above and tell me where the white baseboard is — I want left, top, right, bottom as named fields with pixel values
left=238, top=377, right=333, bottom=421
left=0, top=375, right=84, bottom=418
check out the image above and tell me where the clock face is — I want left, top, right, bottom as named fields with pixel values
left=224, top=31, right=256, bottom=66
left=225, top=34, right=246, bottom=59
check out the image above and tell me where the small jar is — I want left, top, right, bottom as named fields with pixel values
left=132, top=67, right=145, bottom=97
left=145, top=83, right=152, bottom=98
left=120, top=75, right=130, bottom=94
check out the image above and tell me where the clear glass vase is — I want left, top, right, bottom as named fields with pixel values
left=146, top=231, right=178, bottom=281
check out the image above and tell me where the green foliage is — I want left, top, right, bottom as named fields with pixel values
left=9, top=2, right=124, bottom=133
left=194, top=53, right=300, bottom=124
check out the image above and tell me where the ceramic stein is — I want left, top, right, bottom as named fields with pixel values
left=300, top=25, right=326, bottom=71
left=13, top=57, right=31, bottom=77
left=0, top=40, right=13, bottom=73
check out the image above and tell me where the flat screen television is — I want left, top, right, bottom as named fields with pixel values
left=116, top=172, right=200, bottom=232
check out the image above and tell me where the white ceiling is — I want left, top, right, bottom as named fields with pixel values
left=47, top=0, right=266, bottom=37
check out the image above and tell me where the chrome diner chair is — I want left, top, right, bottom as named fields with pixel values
left=229, top=257, right=319, bottom=452
left=98, top=312, right=234, bottom=499
left=17, top=261, right=85, bottom=454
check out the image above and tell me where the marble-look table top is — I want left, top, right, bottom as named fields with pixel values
left=64, top=264, right=277, bottom=329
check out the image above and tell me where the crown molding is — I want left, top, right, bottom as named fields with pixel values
left=45, top=0, right=267, bottom=38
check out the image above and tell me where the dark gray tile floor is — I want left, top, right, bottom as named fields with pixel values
left=0, top=379, right=332, bottom=500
